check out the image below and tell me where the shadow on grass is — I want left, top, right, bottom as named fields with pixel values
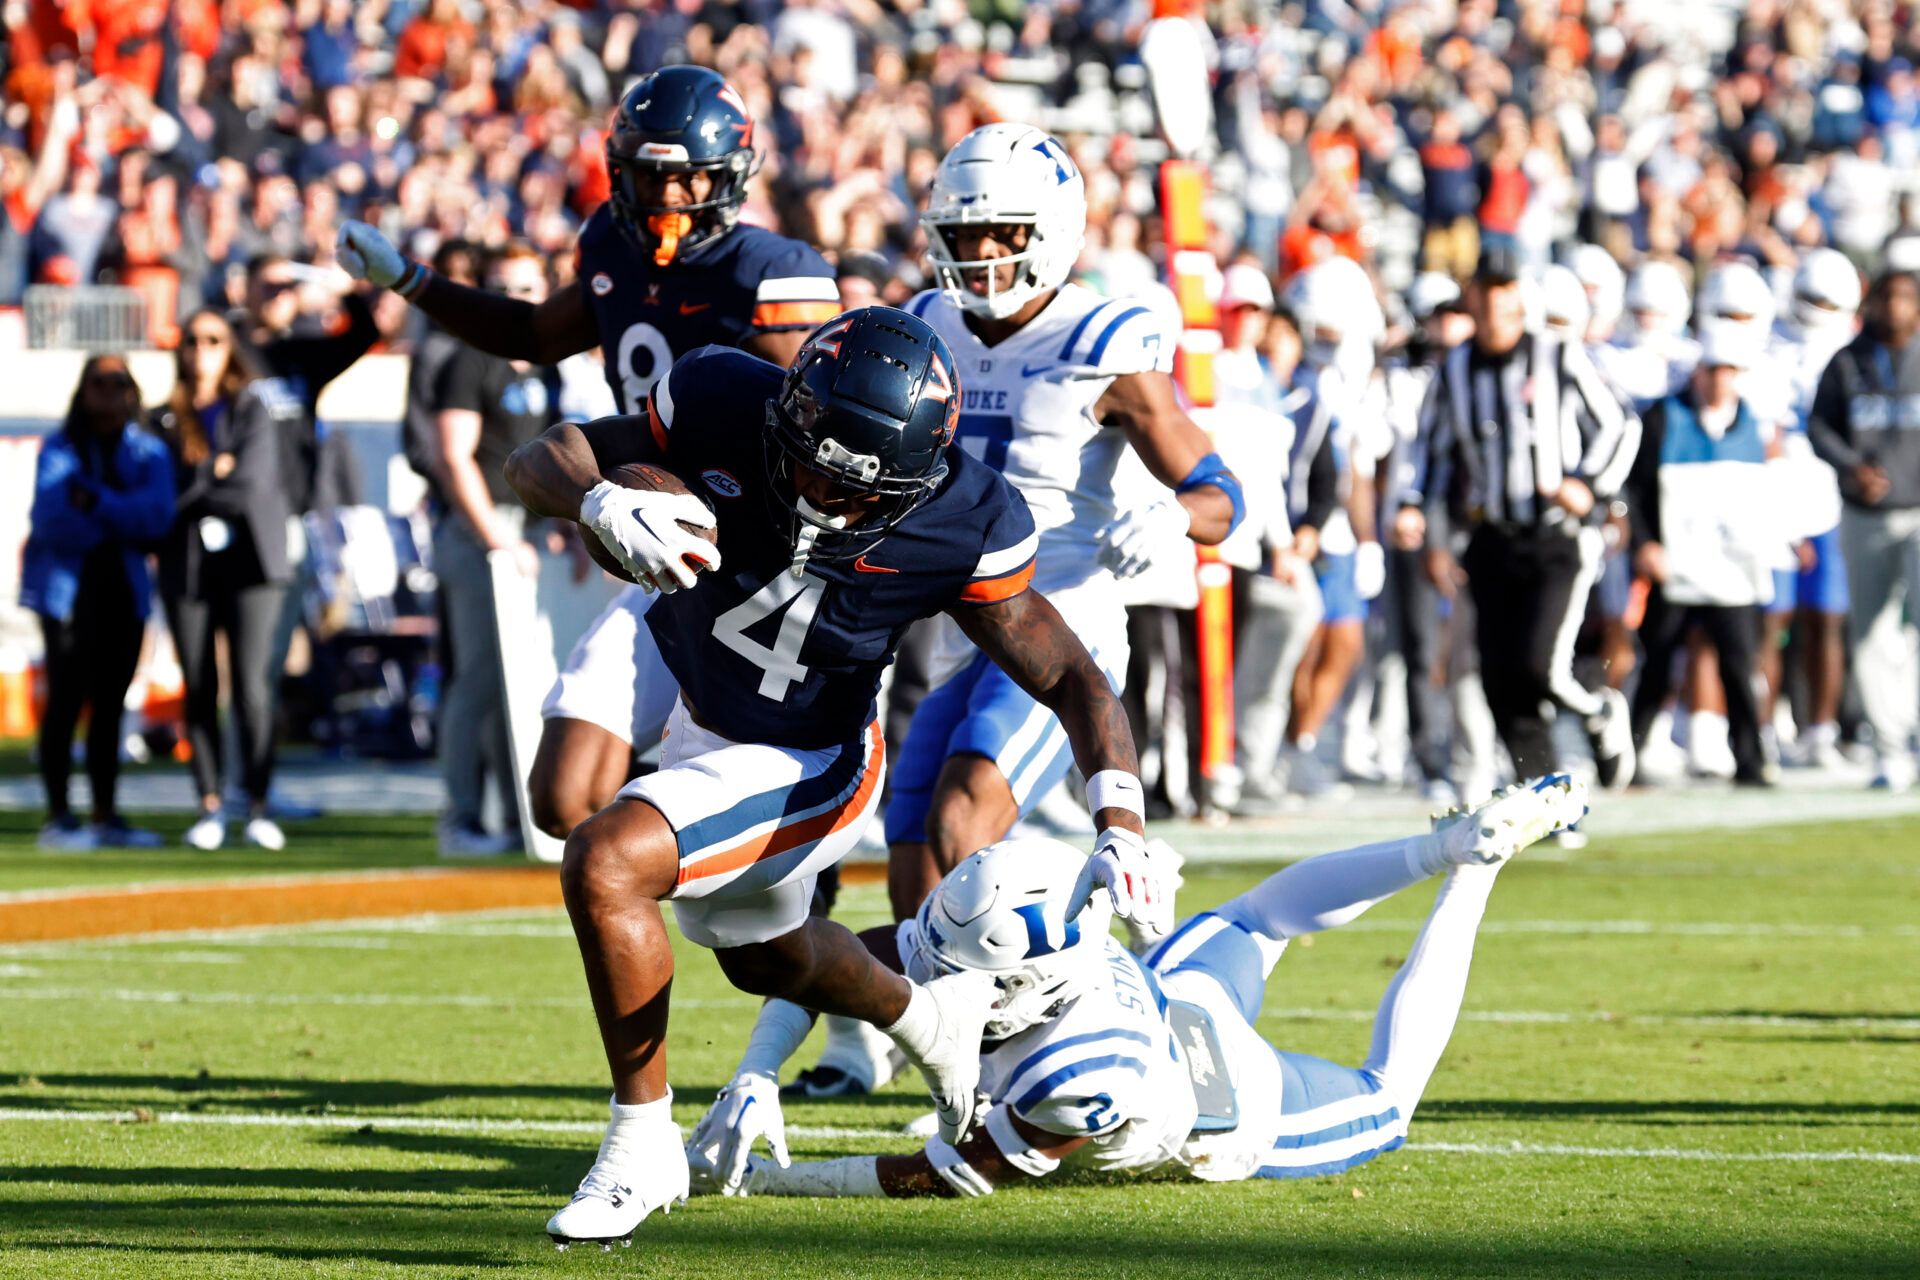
left=1417, top=1098, right=1920, bottom=1128
left=0, top=1072, right=924, bottom=1117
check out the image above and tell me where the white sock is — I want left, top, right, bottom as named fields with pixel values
left=814, top=1014, right=898, bottom=1089
left=1360, top=864, right=1499, bottom=1109
left=880, top=982, right=938, bottom=1059
left=1214, top=836, right=1439, bottom=944
left=599, top=1091, right=676, bottom=1168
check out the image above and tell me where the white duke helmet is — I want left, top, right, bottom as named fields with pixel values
left=923, top=123, right=1089, bottom=320
left=911, top=838, right=1112, bottom=1041
left=1790, top=247, right=1863, bottom=334
left=1623, top=259, right=1692, bottom=343
left=1539, top=264, right=1590, bottom=341
left=1283, top=256, right=1384, bottom=371
left=1568, top=243, right=1625, bottom=333
left=1697, top=260, right=1777, bottom=340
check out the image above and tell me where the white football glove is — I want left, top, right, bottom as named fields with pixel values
left=335, top=220, right=406, bottom=289
left=579, top=478, right=720, bottom=593
left=686, top=1071, right=789, bottom=1197
left=1353, top=540, right=1386, bottom=601
left=1071, top=827, right=1176, bottom=950
left=1095, top=499, right=1191, bottom=579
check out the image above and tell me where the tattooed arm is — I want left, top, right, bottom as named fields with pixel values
left=949, top=588, right=1144, bottom=837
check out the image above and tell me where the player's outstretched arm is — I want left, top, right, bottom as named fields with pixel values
left=951, top=588, right=1140, bottom=834
left=745, top=1110, right=1088, bottom=1199
left=1096, top=369, right=1242, bottom=547
left=954, top=588, right=1172, bottom=942
left=336, top=220, right=599, bottom=364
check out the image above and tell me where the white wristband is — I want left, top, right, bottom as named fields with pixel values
left=1085, top=770, right=1145, bottom=820
left=738, top=999, right=815, bottom=1080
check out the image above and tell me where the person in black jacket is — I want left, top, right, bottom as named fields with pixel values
left=153, top=308, right=305, bottom=851
left=1807, top=269, right=1920, bottom=792
left=234, top=252, right=381, bottom=813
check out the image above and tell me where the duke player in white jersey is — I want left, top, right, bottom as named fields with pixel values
left=1762, top=249, right=1864, bottom=767
left=684, top=775, right=1587, bottom=1198
left=888, top=125, right=1240, bottom=916
left=787, top=123, right=1243, bottom=1098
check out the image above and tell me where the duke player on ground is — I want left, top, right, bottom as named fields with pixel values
left=336, top=66, right=840, bottom=837
left=786, top=123, right=1241, bottom=1099
left=686, top=775, right=1587, bottom=1198
left=501, top=307, right=1171, bottom=1247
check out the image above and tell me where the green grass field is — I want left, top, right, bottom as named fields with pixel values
left=1, top=810, right=1915, bottom=1279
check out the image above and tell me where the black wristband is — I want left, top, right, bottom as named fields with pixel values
left=395, top=261, right=431, bottom=300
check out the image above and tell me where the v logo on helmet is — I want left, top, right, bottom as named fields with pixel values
left=803, top=316, right=856, bottom=360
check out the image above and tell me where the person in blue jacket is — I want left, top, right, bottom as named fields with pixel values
left=21, top=354, right=176, bottom=850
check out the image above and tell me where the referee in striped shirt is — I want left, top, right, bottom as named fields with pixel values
left=1393, top=248, right=1641, bottom=788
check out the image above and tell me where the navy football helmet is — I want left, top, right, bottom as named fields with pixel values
left=606, top=66, right=758, bottom=266
left=765, top=307, right=961, bottom=563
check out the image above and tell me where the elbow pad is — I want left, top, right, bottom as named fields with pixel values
left=1177, top=452, right=1246, bottom=536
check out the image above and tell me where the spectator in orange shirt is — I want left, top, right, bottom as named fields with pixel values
left=395, top=0, right=475, bottom=82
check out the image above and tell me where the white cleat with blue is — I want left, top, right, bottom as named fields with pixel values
left=546, top=1098, right=689, bottom=1252
left=1433, top=773, right=1590, bottom=866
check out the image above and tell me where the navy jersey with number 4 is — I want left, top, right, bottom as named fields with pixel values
left=575, top=206, right=840, bottom=416
left=641, top=347, right=1040, bottom=750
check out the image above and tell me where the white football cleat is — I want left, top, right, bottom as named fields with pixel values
left=184, top=814, right=226, bottom=850
left=547, top=1101, right=689, bottom=1251
left=1585, top=687, right=1636, bottom=790
left=1433, top=773, right=1589, bottom=867
left=243, top=816, right=286, bottom=851
left=885, top=970, right=994, bottom=1144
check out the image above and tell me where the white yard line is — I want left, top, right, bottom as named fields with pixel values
left=0, top=1107, right=1912, bottom=1165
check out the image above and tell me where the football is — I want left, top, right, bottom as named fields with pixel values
left=581, top=462, right=720, bottom=584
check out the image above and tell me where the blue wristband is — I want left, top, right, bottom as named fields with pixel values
left=1176, top=451, right=1245, bottom=536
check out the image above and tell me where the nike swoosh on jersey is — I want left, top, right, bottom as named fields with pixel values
left=1020, top=362, right=1054, bottom=377
left=853, top=555, right=899, bottom=574
left=680, top=301, right=713, bottom=315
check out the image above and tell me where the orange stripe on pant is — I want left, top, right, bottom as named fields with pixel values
left=676, top=720, right=885, bottom=887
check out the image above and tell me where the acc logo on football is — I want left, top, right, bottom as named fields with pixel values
left=701, top=469, right=743, bottom=498
left=591, top=273, right=614, bottom=297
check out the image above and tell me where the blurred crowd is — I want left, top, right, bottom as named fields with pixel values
left=13, top=0, right=1920, bottom=852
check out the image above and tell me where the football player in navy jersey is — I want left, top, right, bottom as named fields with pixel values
left=502, top=308, right=1171, bottom=1248
left=336, top=65, right=843, bottom=842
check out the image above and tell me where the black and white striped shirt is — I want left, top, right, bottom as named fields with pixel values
left=1401, top=332, right=1640, bottom=539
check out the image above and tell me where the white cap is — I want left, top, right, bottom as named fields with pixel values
left=1219, top=263, right=1275, bottom=311
left=1697, top=321, right=1760, bottom=370
left=1407, top=271, right=1462, bottom=320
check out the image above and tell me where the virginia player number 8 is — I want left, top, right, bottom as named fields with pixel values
left=616, top=321, right=675, bottom=414
left=713, top=574, right=825, bottom=700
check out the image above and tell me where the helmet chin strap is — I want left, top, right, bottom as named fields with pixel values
left=788, top=495, right=849, bottom=578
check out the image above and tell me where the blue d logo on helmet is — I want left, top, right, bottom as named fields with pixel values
left=763, top=307, right=962, bottom=563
